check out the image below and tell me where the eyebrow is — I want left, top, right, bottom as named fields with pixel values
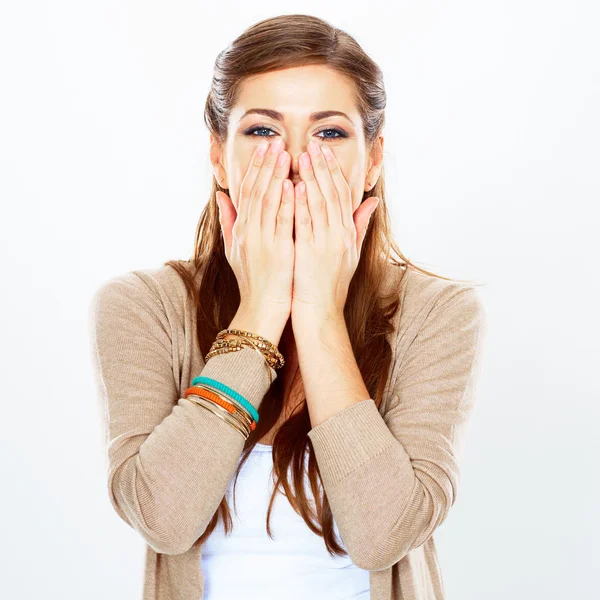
left=238, top=108, right=354, bottom=126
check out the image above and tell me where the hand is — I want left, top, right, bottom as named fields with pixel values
left=216, top=138, right=295, bottom=329
left=291, top=140, right=379, bottom=318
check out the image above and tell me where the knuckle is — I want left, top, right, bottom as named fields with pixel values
left=276, top=213, right=291, bottom=226
left=329, top=161, right=341, bottom=174
left=313, top=154, right=326, bottom=169
left=240, top=180, right=253, bottom=197
left=235, top=228, right=248, bottom=245
left=249, top=186, right=263, bottom=205
left=263, top=152, right=277, bottom=168
left=261, top=193, right=272, bottom=209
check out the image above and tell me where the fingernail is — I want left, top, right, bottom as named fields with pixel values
left=300, top=153, right=311, bottom=168
left=308, top=140, right=320, bottom=155
left=270, top=138, right=284, bottom=153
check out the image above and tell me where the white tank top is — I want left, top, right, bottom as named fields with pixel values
left=201, top=442, right=371, bottom=599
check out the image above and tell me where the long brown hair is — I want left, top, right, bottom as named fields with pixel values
left=165, top=13, right=479, bottom=557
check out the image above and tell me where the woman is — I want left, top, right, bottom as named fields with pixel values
left=89, top=13, right=487, bottom=600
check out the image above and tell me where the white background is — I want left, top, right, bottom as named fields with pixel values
left=1, top=1, right=598, bottom=598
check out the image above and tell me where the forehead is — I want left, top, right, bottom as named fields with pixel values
left=231, top=64, right=360, bottom=126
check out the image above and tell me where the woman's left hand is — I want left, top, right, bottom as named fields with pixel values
left=291, top=140, right=379, bottom=320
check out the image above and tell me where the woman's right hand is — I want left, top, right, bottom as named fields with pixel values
left=216, top=138, right=295, bottom=335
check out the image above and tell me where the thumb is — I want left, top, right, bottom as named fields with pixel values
left=216, top=191, right=237, bottom=254
left=354, top=197, right=379, bottom=254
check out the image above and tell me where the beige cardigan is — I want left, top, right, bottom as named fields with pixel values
left=88, top=261, right=486, bottom=599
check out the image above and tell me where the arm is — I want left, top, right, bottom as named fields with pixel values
left=306, top=285, right=487, bottom=570
left=88, top=272, right=277, bottom=555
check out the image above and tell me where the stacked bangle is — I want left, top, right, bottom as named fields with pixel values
left=183, top=328, right=285, bottom=440
left=186, top=383, right=255, bottom=431
left=186, top=393, right=249, bottom=440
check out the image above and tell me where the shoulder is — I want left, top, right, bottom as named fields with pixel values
left=400, top=267, right=484, bottom=318
left=391, top=265, right=486, bottom=356
left=88, top=260, right=197, bottom=328
left=380, top=265, right=487, bottom=412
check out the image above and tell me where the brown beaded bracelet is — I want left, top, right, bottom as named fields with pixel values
left=216, top=328, right=285, bottom=369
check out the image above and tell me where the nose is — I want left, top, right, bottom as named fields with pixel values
left=283, top=142, right=305, bottom=186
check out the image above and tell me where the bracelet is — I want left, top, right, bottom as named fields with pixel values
left=191, top=327, right=284, bottom=438
left=190, top=376, right=260, bottom=424
left=206, top=337, right=278, bottom=382
left=209, top=330, right=283, bottom=371
left=209, top=337, right=280, bottom=372
left=216, top=328, right=285, bottom=369
left=207, top=338, right=276, bottom=380
left=184, top=384, right=256, bottom=432
left=186, top=392, right=251, bottom=437
left=234, top=335, right=274, bottom=387
left=206, top=338, right=275, bottom=388
left=186, top=394, right=249, bottom=440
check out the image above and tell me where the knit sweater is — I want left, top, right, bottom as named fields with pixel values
left=88, top=260, right=486, bottom=600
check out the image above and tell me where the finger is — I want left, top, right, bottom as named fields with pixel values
left=262, top=149, right=291, bottom=234
left=275, top=178, right=295, bottom=241
left=298, top=151, right=328, bottom=237
left=354, top=197, right=379, bottom=255
left=294, top=181, right=312, bottom=243
left=320, top=144, right=353, bottom=229
left=307, top=141, right=342, bottom=229
left=247, top=138, right=285, bottom=227
left=238, top=140, right=269, bottom=223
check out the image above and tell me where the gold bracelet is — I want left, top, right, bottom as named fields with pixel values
left=204, top=343, right=272, bottom=388
left=188, top=383, right=254, bottom=431
left=211, top=334, right=278, bottom=369
left=187, top=393, right=250, bottom=438
left=216, top=328, right=285, bottom=369
left=207, top=337, right=279, bottom=371
left=234, top=336, right=274, bottom=387
left=186, top=394, right=249, bottom=439
left=206, top=336, right=276, bottom=388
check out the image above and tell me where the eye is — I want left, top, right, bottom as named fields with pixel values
left=315, top=127, right=347, bottom=140
left=244, top=126, right=276, bottom=138
left=243, top=125, right=348, bottom=141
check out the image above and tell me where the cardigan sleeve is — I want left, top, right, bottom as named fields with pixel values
left=306, top=284, right=487, bottom=571
left=88, top=272, right=277, bottom=555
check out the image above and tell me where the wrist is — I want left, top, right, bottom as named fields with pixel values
left=229, top=306, right=290, bottom=347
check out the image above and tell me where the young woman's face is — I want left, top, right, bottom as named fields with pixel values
left=211, top=64, right=383, bottom=215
